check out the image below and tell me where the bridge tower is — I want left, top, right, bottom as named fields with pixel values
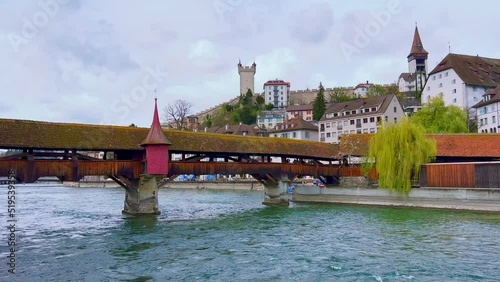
left=122, top=98, right=171, bottom=215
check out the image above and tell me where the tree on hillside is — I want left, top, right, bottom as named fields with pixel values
left=366, top=85, right=388, bottom=98
left=255, top=95, right=265, bottom=108
left=411, top=94, right=468, bottom=133
left=163, top=99, right=192, bottom=130
left=365, top=117, right=436, bottom=195
left=312, top=82, right=327, bottom=122
left=201, top=114, right=213, bottom=128
left=329, top=88, right=356, bottom=103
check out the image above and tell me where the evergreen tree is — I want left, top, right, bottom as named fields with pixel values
left=312, top=82, right=327, bottom=122
left=365, top=117, right=436, bottom=194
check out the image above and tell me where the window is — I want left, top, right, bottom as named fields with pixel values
left=377, top=117, right=381, bottom=122
left=242, top=131, right=248, bottom=136
left=485, top=117, right=488, bottom=125
left=371, top=107, right=377, bottom=112
left=281, top=86, right=283, bottom=89
left=427, top=86, right=430, bottom=91
left=364, top=109, right=369, bottom=113
left=394, top=117, right=397, bottom=122
left=343, top=121, right=348, bottom=126
left=363, top=118, right=368, bottom=123
left=326, top=133, right=330, bottom=138
left=293, top=132, right=297, bottom=138
left=326, top=122, right=331, bottom=128
left=333, top=113, right=338, bottom=117
left=350, top=120, right=355, bottom=125
left=305, top=132, right=310, bottom=138
left=452, top=89, right=457, bottom=94
left=452, top=98, right=456, bottom=103
left=320, top=124, right=325, bottom=132
left=370, top=128, right=376, bottom=133
left=433, top=75, right=436, bottom=80
left=370, top=117, right=375, bottom=123
left=351, top=110, right=356, bottom=114
left=385, top=116, right=388, bottom=122
left=438, top=74, right=442, bottom=79
left=452, top=79, right=456, bottom=84
left=493, top=116, right=496, bottom=124
left=393, top=106, right=397, bottom=113
left=445, top=72, right=448, bottom=77
left=363, top=128, right=368, bottom=133
left=439, top=83, right=443, bottom=88
left=473, top=86, right=477, bottom=92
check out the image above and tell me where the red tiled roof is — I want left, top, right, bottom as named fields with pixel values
left=340, top=134, right=500, bottom=158
left=263, top=80, right=290, bottom=87
left=141, top=99, right=172, bottom=146
left=408, top=26, right=428, bottom=58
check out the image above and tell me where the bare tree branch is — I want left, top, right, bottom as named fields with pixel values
left=162, top=99, right=192, bottom=129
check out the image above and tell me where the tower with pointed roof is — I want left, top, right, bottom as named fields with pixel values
left=407, top=25, right=428, bottom=95
left=141, top=98, right=171, bottom=175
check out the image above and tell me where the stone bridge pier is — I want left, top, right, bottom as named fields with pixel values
left=121, top=175, right=161, bottom=215
left=261, top=173, right=291, bottom=206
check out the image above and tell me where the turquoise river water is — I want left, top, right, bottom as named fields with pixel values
left=1, top=185, right=500, bottom=281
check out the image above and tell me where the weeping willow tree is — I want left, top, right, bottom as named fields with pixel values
left=366, top=118, right=437, bottom=194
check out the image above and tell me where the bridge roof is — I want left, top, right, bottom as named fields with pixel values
left=0, top=119, right=340, bottom=160
left=340, top=134, right=500, bottom=158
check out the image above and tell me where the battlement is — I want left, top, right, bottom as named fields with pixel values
left=238, top=65, right=256, bottom=74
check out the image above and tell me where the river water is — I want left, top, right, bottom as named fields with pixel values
left=1, top=185, right=500, bottom=281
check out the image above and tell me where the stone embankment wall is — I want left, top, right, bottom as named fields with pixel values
left=162, top=181, right=264, bottom=191
left=293, top=185, right=500, bottom=212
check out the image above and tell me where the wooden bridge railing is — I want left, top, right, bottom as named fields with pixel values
left=0, top=160, right=142, bottom=183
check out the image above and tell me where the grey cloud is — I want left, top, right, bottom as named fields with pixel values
left=290, top=3, right=334, bottom=44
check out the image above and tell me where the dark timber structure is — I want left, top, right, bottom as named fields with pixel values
left=0, top=102, right=342, bottom=214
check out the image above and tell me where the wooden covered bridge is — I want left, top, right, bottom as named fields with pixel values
left=0, top=101, right=342, bottom=214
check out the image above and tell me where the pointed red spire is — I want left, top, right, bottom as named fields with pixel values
left=408, top=26, right=428, bottom=58
left=141, top=98, right=171, bottom=146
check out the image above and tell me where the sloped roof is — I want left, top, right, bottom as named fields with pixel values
left=320, top=94, right=399, bottom=121
left=340, top=134, right=500, bottom=158
left=270, top=117, right=317, bottom=133
left=141, top=99, right=172, bottom=146
left=428, top=53, right=500, bottom=87
left=0, top=119, right=339, bottom=159
left=287, top=104, right=313, bottom=112
left=408, top=26, right=428, bottom=58
left=398, top=72, right=414, bottom=82
left=472, top=86, right=500, bottom=108
left=204, top=124, right=267, bottom=136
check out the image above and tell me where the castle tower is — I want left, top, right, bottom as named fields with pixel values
left=407, top=25, right=428, bottom=93
left=238, top=60, right=256, bottom=96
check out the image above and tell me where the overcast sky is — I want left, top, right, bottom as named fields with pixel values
left=1, top=0, right=499, bottom=127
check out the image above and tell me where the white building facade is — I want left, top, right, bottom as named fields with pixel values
left=264, top=80, right=291, bottom=108
left=269, top=117, right=318, bottom=141
left=318, top=94, right=404, bottom=144
left=421, top=53, right=500, bottom=113
left=257, top=110, right=286, bottom=129
left=473, top=86, right=500, bottom=133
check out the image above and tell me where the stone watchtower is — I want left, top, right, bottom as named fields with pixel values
left=238, top=60, right=256, bottom=96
